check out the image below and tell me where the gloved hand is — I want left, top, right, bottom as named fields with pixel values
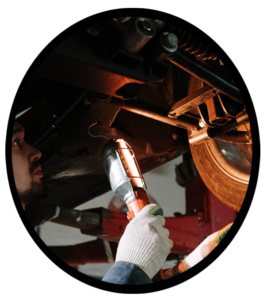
left=116, top=204, right=173, bottom=279
left=178, top=223, right=233, bottom=272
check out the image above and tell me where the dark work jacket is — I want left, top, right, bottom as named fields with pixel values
left=102, top=261, right=153, bottom=285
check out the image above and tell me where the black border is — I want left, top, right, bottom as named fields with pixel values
left=5, top=9, right=257, bottom=298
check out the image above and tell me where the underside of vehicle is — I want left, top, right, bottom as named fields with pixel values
left=16, top=17, right=252, bottom=270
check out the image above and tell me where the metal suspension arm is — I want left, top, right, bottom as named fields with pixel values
left=168, top=50, right=243, bottom=104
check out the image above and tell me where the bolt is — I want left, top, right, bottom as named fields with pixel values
left=163, top=33, right=178, bottom=48
left=141, top=20, right=152, bottom=31
left=172, top=133, right=178, bottom=140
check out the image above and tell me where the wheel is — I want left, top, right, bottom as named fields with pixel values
left=190, top=138, right=252, bottom=212
left=186, top=72, right=252, bottom=212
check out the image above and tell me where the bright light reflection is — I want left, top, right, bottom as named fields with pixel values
left=116, top=139, right=145, bottom=188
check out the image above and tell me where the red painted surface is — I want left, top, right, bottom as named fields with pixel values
left=52, top=175, right=237, bottom=264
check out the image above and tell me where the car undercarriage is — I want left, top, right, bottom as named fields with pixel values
left=14, top=16, right=252, bottom=278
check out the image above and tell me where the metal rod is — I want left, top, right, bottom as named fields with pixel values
left=213, top=130, right=251, bottom=144
left=189, top=127, right=251, bottom=145
left=108, top=98, right=199, bottom=131
left=236, top=110, right=249, bottom=124
left=168, top=51, right=243, bottom=104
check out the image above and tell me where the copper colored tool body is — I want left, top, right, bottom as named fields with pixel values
left=126, top=189, right=150, bottom=221
left=116, top=139, right=149, bottom=221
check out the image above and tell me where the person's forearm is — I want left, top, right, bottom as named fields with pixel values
left=102, top=261, right=153, bottom=285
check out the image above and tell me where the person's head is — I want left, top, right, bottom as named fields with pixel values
left=12, top=120, right=46, bottom=210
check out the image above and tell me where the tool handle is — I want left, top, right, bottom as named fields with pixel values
left=126, top=189, right=150, bottom=221
left=127, top=188, right=163, bottom=220
left=126, top=188, right=165, bottom=280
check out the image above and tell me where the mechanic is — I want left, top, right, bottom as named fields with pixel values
left=12, top=120, right=47, bottom=210
left=11, top=105, right=173, bottom=284
left=11, top=110, right=232, bottom=285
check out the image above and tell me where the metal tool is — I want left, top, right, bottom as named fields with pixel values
left=102, top=139, right=155, bottom=221
left=102, top=138, right=165, bottom=280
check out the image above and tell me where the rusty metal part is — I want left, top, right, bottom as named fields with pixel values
left=176, top=28, right=217, bottom=60
left=120, top=18, right=156, bottom=53
left=189, top=127, right=252, bottom=145
left=189, top=128, right=213, bottom=145
left=218, top=94, right=242, bottom=117
left=197, top=103, right=217, bottom=128
left=107, top=98, right=199, bottom=131
left=206, top=97, right=231, bottom=126
left=213, top=130, right=251, bottom=144
left=168, top=50, right=243, bottom=104
left=89, top=124, right=137, bottom=145
left=51, top=207, right=100, bottom=230
left=236, top=110, right=249, bottom=124
left=168, top=85, right=217, bottom=118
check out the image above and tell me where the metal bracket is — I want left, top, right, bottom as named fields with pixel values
left=168, top=85, right=218, bottom=118
left=197, top=103, right=217, bottom=128
left=168, top=85, right=238, bottom=132
left=206, top=96, right=231, bottom=126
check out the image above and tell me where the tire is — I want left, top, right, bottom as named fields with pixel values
left=190, top=139, right=251, bottom=212
left=186, top=73, right=251, bottom=212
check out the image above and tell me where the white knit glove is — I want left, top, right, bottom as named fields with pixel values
left=179, top=223, right=233, bottom=272
left=116, top=204, right=173, bottom=279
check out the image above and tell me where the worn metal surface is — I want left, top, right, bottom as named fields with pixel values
left=206, top=97, right=231, bottom=125
left=175, top=28, right=217, bottom=60
left=189, top=128, right=212, bottom=145
left=189, top=128, right=251, bottom=145
left=236, top=110, right=249, bottom=124
left=120, top=18, right=156, bottom=53
left=107, top=98, right=199, bottom=131
left=169, top=51, right=243, bottom=104
left=168, top=85, right=217, bottom=118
